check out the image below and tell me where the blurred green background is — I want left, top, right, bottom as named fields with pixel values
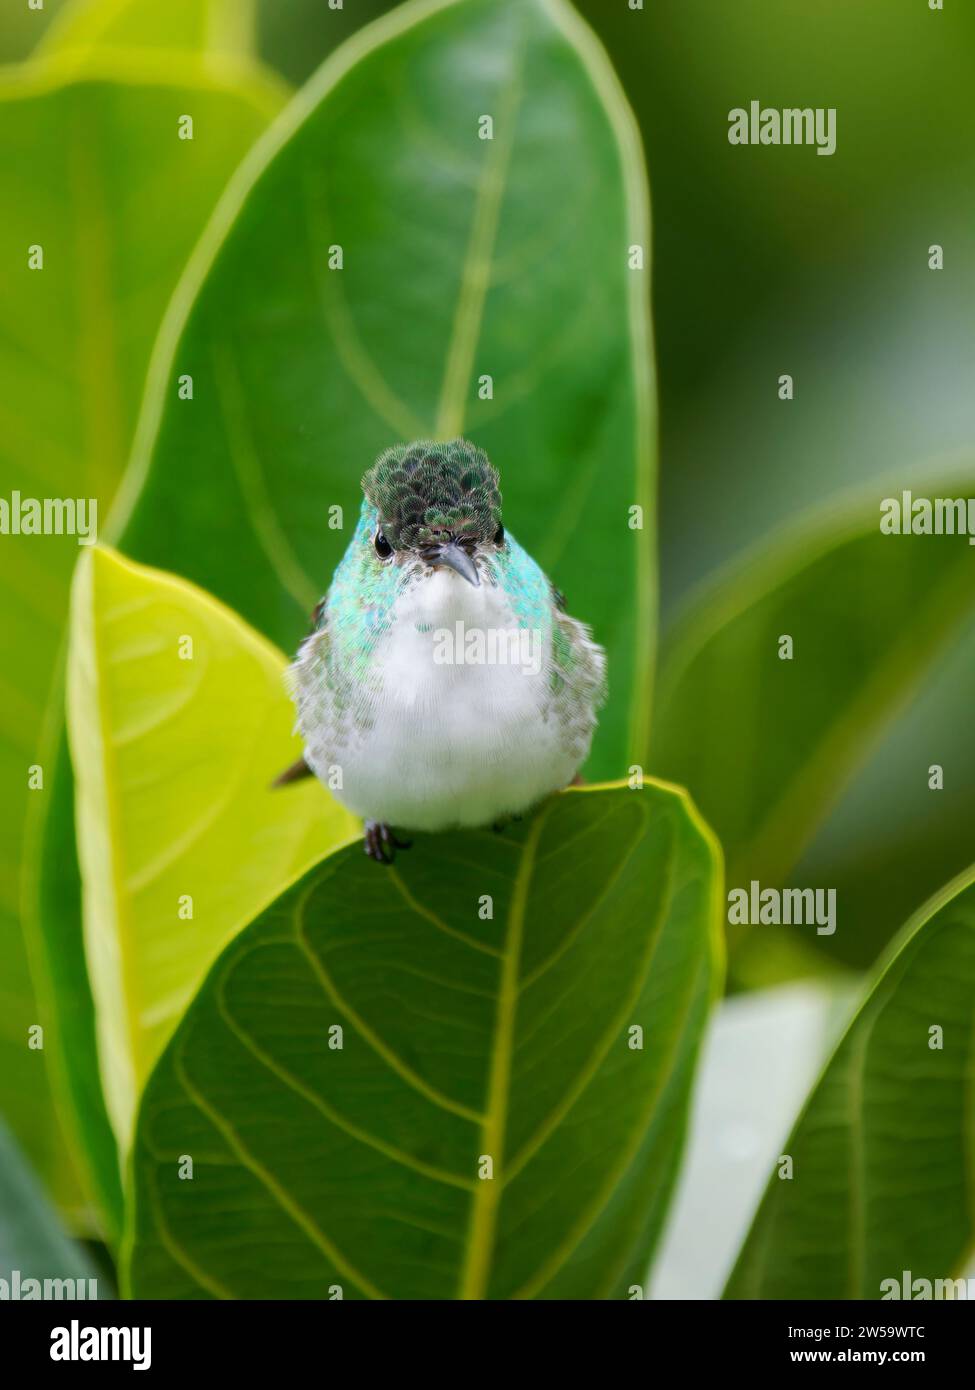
left=1, top=0, right=973, bottom=1292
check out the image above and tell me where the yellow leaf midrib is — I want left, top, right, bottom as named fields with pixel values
left=433, top=15, right=526, bottom=442
left=457, top=803, right=548, bottom=1299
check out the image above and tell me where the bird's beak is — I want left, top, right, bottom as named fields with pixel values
left=430, top=540, right=480, bottom=587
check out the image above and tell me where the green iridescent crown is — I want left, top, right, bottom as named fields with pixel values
left=361, top=439, right=502, bottom=551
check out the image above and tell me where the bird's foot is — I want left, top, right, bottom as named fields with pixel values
left=364, top=820, right=412, bottom=864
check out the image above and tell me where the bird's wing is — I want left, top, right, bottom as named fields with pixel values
left=272, top=600, right=330, bottom=790
left=548, top=598, right=608, bottom=766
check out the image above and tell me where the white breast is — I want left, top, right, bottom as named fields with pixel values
left=326, top=570, right=579, bottom=831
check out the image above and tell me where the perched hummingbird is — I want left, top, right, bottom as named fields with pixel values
left=278, top=439, right=606, bottom=862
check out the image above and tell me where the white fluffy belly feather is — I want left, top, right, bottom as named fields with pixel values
left=308, top=570, right=580, bottom=831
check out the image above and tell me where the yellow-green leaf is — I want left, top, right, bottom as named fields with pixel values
left=38, top=0, right=260, bottom=64
left=67, top=546, right=357, bottom=1153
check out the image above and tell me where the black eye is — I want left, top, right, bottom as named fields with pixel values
left=494, top=524, right=505, bottom=546
left=374, top=531, right=392, bottom=558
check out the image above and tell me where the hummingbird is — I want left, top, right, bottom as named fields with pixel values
left=277, top=439, right=606, bottom=862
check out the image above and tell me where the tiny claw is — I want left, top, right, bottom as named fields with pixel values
left=364, top=821, right=411, bottom=864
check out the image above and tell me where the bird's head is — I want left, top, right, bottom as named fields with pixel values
left=360, top=438, right=505, bottom=590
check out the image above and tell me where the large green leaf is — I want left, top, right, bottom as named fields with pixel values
left=0, top=1114, right=105, bottom=1296
left=0, top=54, right=281, bottom=1208
left=651, top=474, right=975, bottom=978
left=112, top=0, right=657, bottom=782
left=66, top=547, right=357, bottom=1160
left=726, top=866, right=975, bottom=1299
left=125, top=781, right=721, bottom=1299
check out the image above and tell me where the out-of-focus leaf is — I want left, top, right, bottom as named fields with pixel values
left=657, top=284, right=975, bottom=610
left=651, top=475, right=975, bottom=977
left=0, top=0, right=67, bottom=64
left=125, top=781, right=721, bottom=1299
left=66, top=547, right=357, bottom=1154
left=726, top=867, right=975, bottom=1299
left=256, top=0, right=392, bottom=86
left=23, top=718, right=125, bottom=1243
left=0, top=55, right=280, bottom=1208
left=114, top=0, right=657, bottom=781
left=571, top=1, right=975, bottom=610
left=793, top=612, right=975, bottom=968
left=39, top=0, right=257, bottom=61
left=41, top=0, right=394, bottom=92
left=0, top=1114, right=104, bottom=1296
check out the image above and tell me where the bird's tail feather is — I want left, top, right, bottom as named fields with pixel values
left=271, top=756, right=313, bottom=789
